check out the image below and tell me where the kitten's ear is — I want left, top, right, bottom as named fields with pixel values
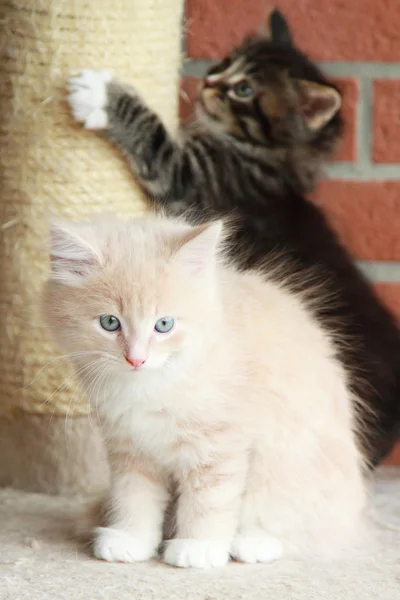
left=293, top=80, right=342, bottom=130
left=176, top=221, right=223, bottom=274
left=262, top=9, right=293, bottom=46
left=49, top=220, right=101, bottom=286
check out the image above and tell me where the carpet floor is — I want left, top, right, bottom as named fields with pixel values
left=1, top=467, right=399, bottom=600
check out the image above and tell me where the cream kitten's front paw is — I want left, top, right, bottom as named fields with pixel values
left=230, top=534, right=283, bottom=563
left=92, top=527, right=157, bottom=563
left=163, top=539, right=229, bottom=569
left=67, top=70, right=112, bottom=129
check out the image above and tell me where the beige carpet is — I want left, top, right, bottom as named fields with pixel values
left=1, top=468, right=399, bottom=600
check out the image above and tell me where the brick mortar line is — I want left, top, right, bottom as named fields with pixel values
left=181, top=59, right=210, bottom=76
left=182, top=59, right=400, bottom=78
left=357, top=261, right=400, bottom=282
left=357, top=77, right=372, bottom=171
left=324, top=163, right=400, bottom=180
left=320, top=62, right=400, bottom=78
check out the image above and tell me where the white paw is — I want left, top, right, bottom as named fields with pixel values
left=92, top=527, right=156, bottom=563
left=67, top=69, right=112, bottom=129
left=163, top=539, right=229, bottom=569
left=230, top=534, right=283, bottom=564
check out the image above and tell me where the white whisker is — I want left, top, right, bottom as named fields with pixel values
left=21, top=351, right=105, bottom=391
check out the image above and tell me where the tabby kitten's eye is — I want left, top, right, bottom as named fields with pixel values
left=99, top=315, right=121, bottom=332
left=154, top=317, right=175, bottom=333
left=231, top=80, right=254, bottom=99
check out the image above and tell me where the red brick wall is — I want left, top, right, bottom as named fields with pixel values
left=181, top=0, right=400, bottom=465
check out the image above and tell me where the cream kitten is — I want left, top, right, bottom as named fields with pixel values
left=43, top=214, right=366, bottom=568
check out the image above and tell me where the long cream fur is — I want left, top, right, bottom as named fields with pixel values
left=43, top=214, right=367, bottom=568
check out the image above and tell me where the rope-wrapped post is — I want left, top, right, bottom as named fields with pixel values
left=0, top=0, right=183, bottom=494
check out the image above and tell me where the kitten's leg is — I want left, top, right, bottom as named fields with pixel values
left=230, top=452, right=284, bottom=564
left=163, top=453, right=247, bottom=569
left=67, top=70, right=190, bottom=211
left=93, top=451, right=169, bottom=563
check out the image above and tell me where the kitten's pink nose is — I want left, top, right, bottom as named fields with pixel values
left=125, top=356, right=147, bottom=369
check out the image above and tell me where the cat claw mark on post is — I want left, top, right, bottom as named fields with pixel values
left=67, top=70, right=112, bottom=129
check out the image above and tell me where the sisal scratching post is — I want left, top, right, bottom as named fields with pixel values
left=0, top=0, right=183, bottom=494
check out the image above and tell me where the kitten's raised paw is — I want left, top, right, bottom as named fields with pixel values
left=67, top=70, right=112, bottom=129
left=92, top=527, right=156, bottom=563
left=230, top=534, right=283, bottom=564
left=163, top=539, right=229, bottom=569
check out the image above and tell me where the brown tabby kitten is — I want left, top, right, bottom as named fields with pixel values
left=67, top=10, right=400, bottom=467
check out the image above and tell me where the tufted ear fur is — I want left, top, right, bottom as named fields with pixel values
left=262, top=8, right=293, bottom=46
left=293, top=80, right=342, bottom=131
left=175, top=221, right=223, bottom=275
left=49, top=220, right=102, bottom=286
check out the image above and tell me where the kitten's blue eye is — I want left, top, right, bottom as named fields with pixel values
left=232, top=80, right=254, bottom=99
left=154, top=317, right=175, bottom=333
left=99, top=315, right=121, bottom=332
